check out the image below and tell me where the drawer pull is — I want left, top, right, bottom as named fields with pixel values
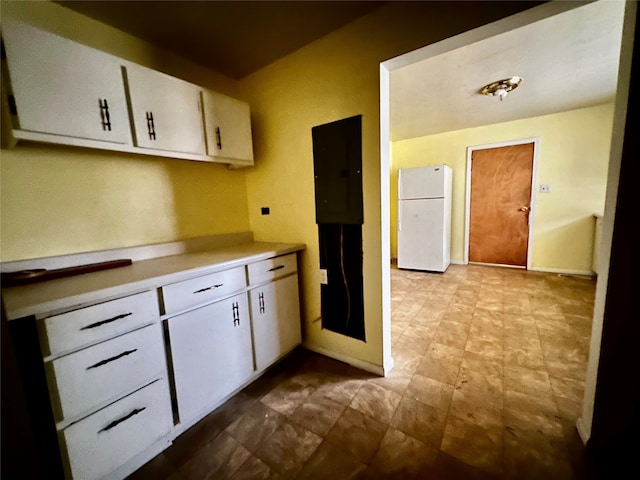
left=98, top=407, right=147, bottom=433
left=87, top=348, right=138, bottom=370
left=268, top=265, right=285, bottom=272
left=193, top=283, right=223, bottom=294
left=80, top=312, right=133, bottom=331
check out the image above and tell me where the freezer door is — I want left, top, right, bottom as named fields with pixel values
left=398, top=198, right=447, bottom=272
left=398, top=165, right=447, bottom=199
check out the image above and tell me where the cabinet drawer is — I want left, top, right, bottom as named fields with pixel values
left=41, top=291, right=158, bottom=357
left=49, top=323, right=165, bottom=423
left=62, top=379, right=172, bottom=480
left=161, top=266, right=246, bottom=315
left=247, top=253, right=297, bottom=286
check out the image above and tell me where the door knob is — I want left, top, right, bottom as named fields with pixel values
left=520, top=206, right=530, bottom=212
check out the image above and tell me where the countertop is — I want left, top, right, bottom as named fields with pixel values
left=2, top=241, right=305, bottom=321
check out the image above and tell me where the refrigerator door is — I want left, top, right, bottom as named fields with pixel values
left=398, top=198, right=447, bottom=272
left=398, top=165, right=447, bottom=200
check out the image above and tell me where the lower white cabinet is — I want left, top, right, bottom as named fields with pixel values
left=8, top=248, right=304, bottom=479
left=249, top=274, right=302, bottom=372
left=167, top=292, right=254, bottom=426
left=37, top=292, right=172, bottom=480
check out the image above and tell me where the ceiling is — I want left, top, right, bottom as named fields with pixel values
left=390, top=0, right=626, bottom=141
left=55, top=0, right=387, bottom=79
left=56, top=1, right=625, bottom=142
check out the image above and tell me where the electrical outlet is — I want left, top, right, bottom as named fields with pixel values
left=320, top=269, right=328, bottom=285
left=540, top=184, right=551, bottom=193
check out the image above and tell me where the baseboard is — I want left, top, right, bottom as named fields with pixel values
left=528, top=266, right=595, bottom=277
left=303, top=343, right=385, bottom=376
left=576, top=417, right=590, bottom=445
left=469, top=261, right=525, bottom=269
left=450, top=259, right=465, bottom=265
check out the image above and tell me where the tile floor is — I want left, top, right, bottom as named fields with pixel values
left=129, top=264, right=599, bottom=479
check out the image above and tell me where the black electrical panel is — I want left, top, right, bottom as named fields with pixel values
left=312, top=115, right=363, bottom=225
left=312, top=115, right=365, bottom=341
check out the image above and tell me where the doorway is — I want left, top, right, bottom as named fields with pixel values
left=464, top=139, right=538, bottom=269
left=380, top=4, right=634, bottom=433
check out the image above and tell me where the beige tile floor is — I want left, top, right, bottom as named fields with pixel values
left=130, top=264, right=597, bottom=479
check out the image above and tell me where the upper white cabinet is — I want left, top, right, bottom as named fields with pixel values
left=201, top=90, right=254, bottom=165
left=1, top=19, right=254, bottom=166
left=124, top=64, right=205, bottom=155
left=2, top=19, right=132, bottom=145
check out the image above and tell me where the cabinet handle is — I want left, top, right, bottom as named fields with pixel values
left=80, top=312, right=133, bottom=331
left=215, top=126, right=222, bottom=149
left=258, top=292, right=265, bottom=314
left=98, top=407, right=147, bottom=433
left=232, top=301, right=240, bottom=326
left=86, top=348, right=138, bottom=370
left=193, top=283, right=223, bottom=294
left=99, top=98, right=112, bottom=131
left=146, top=111, right=156, bottom=140
left=268, top=265, right=285, bottom=272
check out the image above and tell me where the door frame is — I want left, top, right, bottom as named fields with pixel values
left=463, top=137, right=540, bottom=268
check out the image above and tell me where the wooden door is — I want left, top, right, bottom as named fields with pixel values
left=469, top=143, right=534, bottom=267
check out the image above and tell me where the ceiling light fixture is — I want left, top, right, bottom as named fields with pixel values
left=480, top=76, right=523, bottom=101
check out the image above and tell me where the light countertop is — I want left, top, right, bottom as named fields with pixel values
left=2, top=241, right=305, bottom=321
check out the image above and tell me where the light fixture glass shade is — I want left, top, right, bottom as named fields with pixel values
left=480, top=76, right=522, bottom=100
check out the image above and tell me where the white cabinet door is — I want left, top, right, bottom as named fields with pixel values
left=124, top=64, right=205, bottom=155
left=2, top=20, right=131, bottom=144
left=167, top=293, right=253, bottom=425
left=201, top=90, right=254, bottom=164
left=250, top=274, right=301, bottom=372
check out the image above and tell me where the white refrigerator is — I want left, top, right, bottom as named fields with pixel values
left=397, top=164, right=453, bottom=272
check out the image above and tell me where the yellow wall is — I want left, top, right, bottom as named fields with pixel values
left=1, top=0, right=540, bottom=369
left=0, top=1, right=250, bottom=261
left=391, top=103, right=615, bottom=273
left=238, top=1, right=538, bottom=368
